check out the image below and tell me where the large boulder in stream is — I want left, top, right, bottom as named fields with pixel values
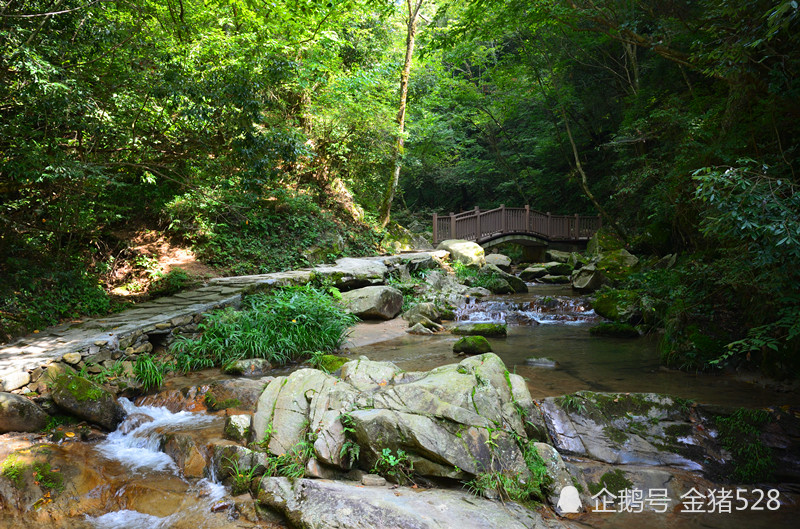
left=485, top=253, right=512, bottom=271
left=311, top=257, right=388, bottom=290
left=340, top=285, right=404, bottom=320
left=258, top=477, right=578, bottom=529
left=539, top=390, right=800, bottom=484
left=436, top=239, right=485, bottom=267
left=479, top=264, right=528, bottom=293
left=252, top=354, right=544, bottom=480
left=50, top=372, right=126, bottom=430
left=0, top=393, right=48, bottom=433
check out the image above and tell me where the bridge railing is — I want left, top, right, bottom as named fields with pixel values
left=432, top=205, right=601, bottom=244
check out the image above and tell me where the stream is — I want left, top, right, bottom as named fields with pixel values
left=351, top=285, right=799, bottom=408
left=2, top=284, right=797, bottom=528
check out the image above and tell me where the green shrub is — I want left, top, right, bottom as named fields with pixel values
left=171, top=286, right=358, bottom=370
left=0, top=264, right=110, bottom=341
left=133, top=355, right=170, bottom=390
left=716, top=408, right=774, bottom=483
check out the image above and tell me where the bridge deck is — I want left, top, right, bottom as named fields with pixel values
left=433, top=205, right=600, bottom=245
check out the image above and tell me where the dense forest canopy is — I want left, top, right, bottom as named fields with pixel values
left=1, top=1, right=798, bottom=375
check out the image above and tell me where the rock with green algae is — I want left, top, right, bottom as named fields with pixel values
left=316, top=354, right=350, bottom=373
left=595, top=249, right=639, bottom=281
left=50, top=372, right=126, bottom=430
left=451, top=322, right=507, bottom=337
left=586, top=227, right=625, bottom=256
left=453, top=336, right=492, bottom=355
left=589, top=322, right=639, bottom=338
left=592, top=289, right=641, bottom=324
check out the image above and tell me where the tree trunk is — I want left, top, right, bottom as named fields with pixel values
left=378, top=0, right=423, bottom=227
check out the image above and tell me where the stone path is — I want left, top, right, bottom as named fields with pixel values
left=0, top=252, right=447, bottom=392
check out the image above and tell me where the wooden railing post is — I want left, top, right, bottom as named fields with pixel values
left=525, top=205, right=530, bottom=231
left=474, top=206, right=481, bottom=240
left=546, top=212, right=551, bottom=238
left=432, top=213, right=438, bottom=244
left=450, top=212, right=456, bottom=240
left=575, top=213, right=580, bottom=238
left=500, top=204, right=506, bottom=234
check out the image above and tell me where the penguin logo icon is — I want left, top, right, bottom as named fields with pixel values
left=556, top=486, right=582, bottom=514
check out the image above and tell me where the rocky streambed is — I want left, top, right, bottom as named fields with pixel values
left=1, top=351, right=798, bottom=528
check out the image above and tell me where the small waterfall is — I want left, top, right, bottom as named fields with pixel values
left=96, top=398, right=216, bottom=473
left=457, top=295, right=598, bottom=325
left=86, top=399, right=227, bottom=528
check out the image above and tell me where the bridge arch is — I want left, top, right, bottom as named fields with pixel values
left=433, top=205, right=600, bottom=247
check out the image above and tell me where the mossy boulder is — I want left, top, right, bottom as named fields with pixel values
left=545, top=249, right=572, bottom=263
left=571, top=264, right=608, bottom=292
left=586, top=227, right=625, bottom=256
left=480, top=264, right=528, bottom=294
left=589, top=322, right=639, bottom=338
left=436, top=239, right=485, bottom=267
left=519, top=267, right=547, bottom=281
left=316, top=354, right=350, bottom=373
left=542, top=261, right=572, bottom=276
left=0, top=392, right=49, bottom=433
left=595, top=249, right=639, bottom=282
left=592, top=289, right=642, bottom=324
left=484, top=253, right=512, bottom=271
left=222, top=358, right=273, bottom=377
left=453, top=336, right=492, bottom=355
left=50, top=372, right=126, bottom=430
left=540, top=274, right=571, bottom=284
left=476, top=276, right=514, bottom=294
left=452, top=323, right=507, bottom=337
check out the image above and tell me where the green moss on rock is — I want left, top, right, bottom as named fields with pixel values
left=453, top=336, right=493, bottom=355
left=587, top=469, right=634, bottom=496
left=52, top=373, right=105, bottom=402
left=317, top=354, right=350, bottom=373
left=589, top=322, right=639, bottom=338
left=452, top=323, right=507, bottom=337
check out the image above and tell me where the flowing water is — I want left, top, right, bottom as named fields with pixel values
left=4, top=284, right=798, bottom=529
left=350, top=285, right=800, bottom=408
left=0, top=397, right=267, bottom=529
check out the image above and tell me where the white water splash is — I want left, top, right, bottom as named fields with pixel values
left=96, top=398, right=216, bottom=473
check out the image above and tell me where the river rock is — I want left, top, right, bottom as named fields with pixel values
left=519, top=266, right=547, bottom=281
left=540, top=275, right=570, bottom=284
left=485, top=253, right=512, bottom=271
left=402, top=302, right=441, bottom=324
left=595, top=249, right=639, bottom=281
left=222, top=358, right=272, bottom=377
left=451, top=323, right=507, bottom=337
left=453, top=336, right=492, bottom=355
left=586, top=227, right=625, bottom=256
left=341, top=285, right=403, bottom=320
left=545, top=250, right=572, bottom=263
left=541, top=262, right=572, bottom=276
left=436, top=239, right=485, bottom=267
left=539, top=391, right=719, bottom=471
left=571, top=264, right=608, bottom=292
left=534, top=442, right=578, bottom=513
left=480, top=264, right=528, bottom=293
left=525, top=357, right=558, bottom=368
left=224, top=414, right=252, bottom=443
left=592, top=289, right=642, bottom=324
left=253, top=354, right=536, bottom=480
left=407, top=322, right=434, bottom=335
left=206, top=378, right=269, bottom=411
left=258, top=477, right=576, bottom=529
left=0, top=371, right=30, bottom=392
left=50, top=372, right=126, bottom=430
left=0, top=393, right=49, bottom=433
left=312, top=257, right=388, bottom=290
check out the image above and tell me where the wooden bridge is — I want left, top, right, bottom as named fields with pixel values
left=432, top=205, right=601, bottom=245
